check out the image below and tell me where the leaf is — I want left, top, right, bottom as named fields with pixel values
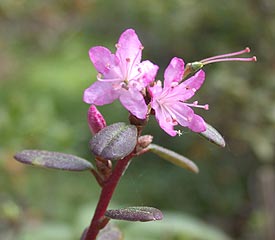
left=97, top=223, right=123, bottom=240
left=105, top=206, right=163, bottom=222
left=200, top=123, right=226, bottom=147
left=124, top=213, right=232, bottom=240
left=90, top=122, right=137, bottom=161
left=148, top=144, right=199, bottom=173
left=14, top=150, right=94, bottom=171
left=80, top=224, right=123, bottom=240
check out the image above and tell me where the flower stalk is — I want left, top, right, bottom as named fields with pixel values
left=84, top=151, right=136, bottom=240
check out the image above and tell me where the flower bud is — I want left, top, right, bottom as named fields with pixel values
left=87, top=105, right=106, bottom=135
left=138, top=135, right=153, bottom=148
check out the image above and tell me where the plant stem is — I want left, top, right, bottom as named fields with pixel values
left=84, top=152, right=135, bottom=240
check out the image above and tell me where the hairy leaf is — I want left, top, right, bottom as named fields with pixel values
left=90, top=122, right=137, bottom=161
left=105, top=206, right=163, bottom=222
left=97, top=223, right=123, bottom=240
left=14, top=150, right=93, bottom=171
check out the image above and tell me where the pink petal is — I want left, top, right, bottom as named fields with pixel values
left=188, top=114, right=207, bottom=132
left=154, top=105, right=177, bottom=136
left=173, top=83, right=196, bottom=102
left=164, top=57, right=185, bottom=88
left=139, top=60, right=159, bottom=85
left=180, top=70, right=205, bottom=91
left=119, top=88, right=148, bottom=119
left=89, top=46, right=120, bottom=79
left=169, top=103, right=195, bottom=127
left=168, top=103, right=206, bottom=132
left=174, top=70, right=205, bottom=101
left=83, top=81, right=120, bottom=105
left=116, top=29, right=143, bottom=71
left=149, top=81, right=163, bottom=98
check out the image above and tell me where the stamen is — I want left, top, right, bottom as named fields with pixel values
left=201, top=47, right=250, bottom=62
left=183, top=48, right=256, bottom=80
left=97, top=73, right=122, bottom=82
left=185, top=101, right=209, bottom=110
left=200, top=47, right=257, bottom=65
left=201, top=56, right=257, bottom=65
left=126, top=46, right=143, bottom=80
left=171, top=82, right=179, bottom=87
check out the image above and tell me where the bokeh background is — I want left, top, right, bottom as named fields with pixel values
left=1, top=0, right=275, bottom=239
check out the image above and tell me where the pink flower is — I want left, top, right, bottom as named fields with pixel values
left=150, top=57, right=208, bottom=136
left=83, top=29, right=158, bottom=119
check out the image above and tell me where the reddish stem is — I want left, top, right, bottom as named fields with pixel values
left=84, top=152, right=135, bottom=240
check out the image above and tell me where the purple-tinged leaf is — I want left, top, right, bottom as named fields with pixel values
left=200, top=123, right=226, bottom=147
left=97, top=223, right=123, bottom=240
left=148, top=144, right=199, bottom=173
left=80, top=228, right=88, bottom=240
left=105, top=206, right=163, bottom=222
left=90, top=122, right=137, bottom=161
left=14, top=150, right=93, bottom=171
left=80, top=224, right=123, bottom=240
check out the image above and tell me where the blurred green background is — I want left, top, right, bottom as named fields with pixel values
left=1, top=0, right=275, bottom=239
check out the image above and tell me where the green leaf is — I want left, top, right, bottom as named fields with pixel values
left=200, top=123, right=226, bottom=147
left=105, top=206, right=163, bottom=222
left=148, top=144, right=199, bottom=173
left=90, top=122, right=137, bottom=161
left=14, top=150, right=93, bottom=171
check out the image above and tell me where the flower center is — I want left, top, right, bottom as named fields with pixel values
left=115, top=43, right=144, bottom=85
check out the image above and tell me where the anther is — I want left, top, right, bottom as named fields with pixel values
left=171, top=82, right=179, bottom=87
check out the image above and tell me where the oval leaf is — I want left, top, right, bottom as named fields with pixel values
left=148, top=144, right=199, bottom=173
left=105, top=206, right=163, bottom=222
left=80, top=224, right=123, bottom=240
left=90, top=122, right=137, bottom=161
left=97, top=223, right=123, bottom=240
left=200, top=123, right=226, bottom=147
left=14, top=150, right=93, bottom=171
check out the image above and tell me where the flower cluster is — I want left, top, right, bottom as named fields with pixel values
left=83, top=28, right=256, bottom=136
